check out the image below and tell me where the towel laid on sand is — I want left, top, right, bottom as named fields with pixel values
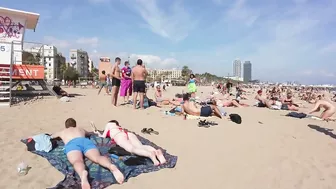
left=186, top=114, right=214, bottom=120
left=21, top=134, right=177, bottom=189
left=286, top=112, right=324, bottom=121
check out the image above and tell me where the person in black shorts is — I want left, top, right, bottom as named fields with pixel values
left=131, top=59, right=148, bottom=109
left=133, top=80, right=146, bottom=93
left=112, top=77, right=121, bottom=87
left=111, top=57, right=122, bottom=106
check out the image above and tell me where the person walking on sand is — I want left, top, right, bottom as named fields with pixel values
left=131, top=59, right=147, bottom=109
left=51, top=118, right=124, bottom=189
left=98, top=70, right=109, bottom=95
left=120, top=61, right=132, bottom=103
left=111, top=57, right=121, bottom=106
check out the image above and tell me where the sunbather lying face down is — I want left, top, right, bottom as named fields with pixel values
left=181, top=93, right=222, bottom=118
left=94, top=120, right=166, bottom=166
left=51, top=118, right=124, bottom=188
left=308, top=100, right=336, bottom=121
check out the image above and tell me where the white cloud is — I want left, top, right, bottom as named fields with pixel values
left=127, top=0, right=197, bottom=42
left=88, top=50, right=178, bottom=69
left=76, top=37, right=99, bottom=47
left=129, top=54, right=178, bottom=68
left=209, top=0, right=336, bottom=83
left=44, top=36, right=71, bottom=48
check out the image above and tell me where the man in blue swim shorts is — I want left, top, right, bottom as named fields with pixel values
left=51, top=118, right=124, bottom=188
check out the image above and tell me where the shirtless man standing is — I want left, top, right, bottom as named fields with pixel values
left=51, top=118, right=124, bottom=189
left=98, top=70, right=109, bottom=95
left=131, top=59, right=147, bottom=109
left=182, top=93, right=222, bottom=118
left=111, top=57, right=121, bottom=106
left=308, top=100, right=336, bottom=121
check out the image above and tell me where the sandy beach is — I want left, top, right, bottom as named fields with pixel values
left=0, top=86, right=336, bottom=189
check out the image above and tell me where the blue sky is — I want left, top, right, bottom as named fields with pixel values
left=1, top=0, right=336, bottom=84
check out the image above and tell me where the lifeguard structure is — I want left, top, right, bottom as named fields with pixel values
left=98, top=57, right=112, bottom=79
left=0, top=7, right=56, bottom=107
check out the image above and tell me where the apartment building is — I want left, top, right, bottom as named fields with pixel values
left=69, top=49, right=89, bottom=77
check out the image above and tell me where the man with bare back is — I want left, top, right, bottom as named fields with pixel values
left=111, top=57, right=121, bottom=106
left=131, top=59, right=147, bottom=109
left=51, top=118, right=124, bottom=189
left=182, top=93, right=222, bottom=118
left=309, top=100, right=336, bottom=121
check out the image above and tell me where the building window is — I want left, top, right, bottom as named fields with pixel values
left=49, top=63, right=51, bottom=67
left=49, top=57, right=51, bottom=61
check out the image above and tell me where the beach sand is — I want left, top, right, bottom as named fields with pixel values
left=0, top=86, right=336, bottom=189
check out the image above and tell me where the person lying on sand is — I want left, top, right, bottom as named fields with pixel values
left=182, top=93, right=222, bottom=118
left=154, top=85, right=180, bottom=106
left=280, top=92, right=299, bottom=111
left=51, top=118, right=124, bottom=188
left=216, top=97, right=249, bottom=108
left=53, top=84, right=69, bottom=97
left=255, top=90, right=272, bottom=108
left=308, top=100, right=336, bottom=121
left=93, top=120, right=166, bottom=166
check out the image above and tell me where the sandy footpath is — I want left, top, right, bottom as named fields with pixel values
left=0, top=86, right=335, bottom=189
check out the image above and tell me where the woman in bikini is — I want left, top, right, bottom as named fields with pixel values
left=93, top=120, right=166, bottom=166
left=280, top=92, right=299, bottom=111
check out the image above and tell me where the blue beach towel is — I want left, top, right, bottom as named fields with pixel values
left=21, top=134, right=177, bottom=189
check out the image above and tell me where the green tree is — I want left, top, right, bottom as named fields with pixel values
left=64, top=66, right=79, bottom=82
left=22, top=51, right=40, bottom=65
left=182, top=65, right=191, bottom=77
left=60, top=62, right=67, bottom=80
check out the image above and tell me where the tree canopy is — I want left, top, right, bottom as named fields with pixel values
left=64, top=66, right=79, bottom=81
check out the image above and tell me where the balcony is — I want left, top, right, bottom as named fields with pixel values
left=71, top=56, right=76, bottom=60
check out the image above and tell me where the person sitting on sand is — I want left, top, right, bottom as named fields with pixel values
left=308, top=100, right=336, bottom=121
left=255, top=90, right=272, bottom=108
left=280, top=92, right=299, bottom=111
left=236, top=83, right=248, bottom=100
left=154, top=85, right=180, bottom=106
left=93, top=120, right=166, bottom=166
left=51, top=118, right=124, bottom=188
left=182, top=93, right=222, bottom=118
left=53, top=84, right=69, bottom=97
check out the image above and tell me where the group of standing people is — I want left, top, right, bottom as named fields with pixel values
left=98, top=57, right=148, bottom=109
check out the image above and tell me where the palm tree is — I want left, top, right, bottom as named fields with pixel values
left=60, top=62, right=67, bottom=80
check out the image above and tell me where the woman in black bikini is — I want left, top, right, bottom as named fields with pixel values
left=281, top=92, right=299, bottom=111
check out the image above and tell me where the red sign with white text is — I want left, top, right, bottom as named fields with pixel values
left=0, top=64, right=45, bottom=80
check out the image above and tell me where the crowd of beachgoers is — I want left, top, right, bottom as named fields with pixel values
left=12, top=57, right=335, bottom=189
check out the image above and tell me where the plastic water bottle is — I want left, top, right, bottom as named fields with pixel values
left=17, top=161, right=28, bottom=176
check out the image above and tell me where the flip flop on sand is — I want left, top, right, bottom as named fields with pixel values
left=90, top=121, right=98, bottom=131
left=206, top=121, right=218, bottom=126
left=198, top=120, right=210, bottom=128
left=141, top=128, right=159, bottom=135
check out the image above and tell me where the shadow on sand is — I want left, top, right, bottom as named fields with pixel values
left=307, top=124, right=336, bottom=140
